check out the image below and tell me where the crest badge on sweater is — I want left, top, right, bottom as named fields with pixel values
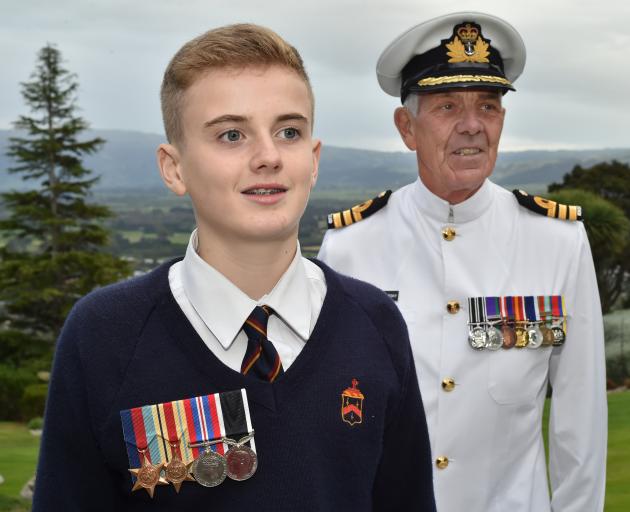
left=341, top=379, right=364, bottom=426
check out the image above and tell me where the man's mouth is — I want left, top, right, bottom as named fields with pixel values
left=453, top=148, right=482, bottom=156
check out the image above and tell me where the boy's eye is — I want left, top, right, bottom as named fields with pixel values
left=220, top=130, right=242, bottom=142
left=278, top=127, right=300, bottom=139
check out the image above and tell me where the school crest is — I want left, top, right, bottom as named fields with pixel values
left=341, top=379, right=364, bottom=426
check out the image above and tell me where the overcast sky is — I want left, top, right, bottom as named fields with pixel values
left=1, top=0, right=628, bottom=152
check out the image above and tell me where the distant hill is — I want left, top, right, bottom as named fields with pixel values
left=1, top=129, right=629, bottom=194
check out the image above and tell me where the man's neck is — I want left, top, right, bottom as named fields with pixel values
left=195, top=231, right=297, bottom=301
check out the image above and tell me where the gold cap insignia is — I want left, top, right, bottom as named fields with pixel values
left=446, top=22, right=490, bottom=63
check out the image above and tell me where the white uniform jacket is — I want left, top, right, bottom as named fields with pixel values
left=318, top=178, right=607, bottom=512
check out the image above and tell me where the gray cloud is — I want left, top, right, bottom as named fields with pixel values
left=1, top=0, right=628, bottom=151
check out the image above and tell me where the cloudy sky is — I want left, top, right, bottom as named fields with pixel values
left=1, top=0, right=628, bottom=152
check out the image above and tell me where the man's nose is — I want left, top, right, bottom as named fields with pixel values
left=456, top=108, right=483, bottom=135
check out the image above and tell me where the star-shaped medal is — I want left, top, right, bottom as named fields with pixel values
left=129, top=456, right=168, bottom=498
left=164, top=454, right=195, bottom=492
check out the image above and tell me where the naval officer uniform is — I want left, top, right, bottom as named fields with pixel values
left=319, top=11, right=607, bottom=512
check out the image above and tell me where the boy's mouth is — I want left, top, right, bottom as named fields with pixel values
left=243, top=187, right=286, bottom=195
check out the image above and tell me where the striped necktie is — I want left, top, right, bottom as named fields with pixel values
left=241, top=305, right=284, bottom=382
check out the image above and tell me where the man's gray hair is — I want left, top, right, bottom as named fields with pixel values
left=403, top=94, right=419, bottom=117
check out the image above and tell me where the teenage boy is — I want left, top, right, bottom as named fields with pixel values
left=33, top=24, right=436, bottom=511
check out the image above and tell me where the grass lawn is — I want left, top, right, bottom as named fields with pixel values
left=0, top=423, right=39, bottom=512
left=0, top=393, right=628, bottom=511
left=542, top=391, right=630, bottom=511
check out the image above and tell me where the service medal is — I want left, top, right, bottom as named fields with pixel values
left=226, top=445, right=258, bottom=481
left=164, top=443, right=195, bottom=492
left=484, top=325, right=503, bottom=351
left=515, top=324, right=528, bottom=348
left=526, top=325, right=544, bottom=349
left=552, top=326, right=566, bottom=346
left=129, top=453, right=168, bottom=498
left=192, top=449, right=227, bottom=487
left=539, top=325, right=553, bottom=346
left=501, top=324, right=516, bottom=349
left=468, top=326, right=487, bottom=350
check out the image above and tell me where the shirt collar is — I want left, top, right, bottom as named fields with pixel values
left=181, top=230, right=312, bottom=349
left=412, top=176, right=494, bottom=223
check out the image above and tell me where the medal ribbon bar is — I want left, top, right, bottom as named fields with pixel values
left=120, top=389, right=254, bottom=486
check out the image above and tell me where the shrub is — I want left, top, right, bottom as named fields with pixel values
left=21, top=383, right=48, bottom=421
left=27, top=416, right=43, bottom=430
left=607, top=353, right=630, bottom=388
left=0, top=365, right=38, bottom=420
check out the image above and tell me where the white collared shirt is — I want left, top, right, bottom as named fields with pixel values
left=169, top=230, right=327, bottom=371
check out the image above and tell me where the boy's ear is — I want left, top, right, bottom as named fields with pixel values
left=157, top=143, right=187, bottom=196
left=310, top=139, right=322, bottom=188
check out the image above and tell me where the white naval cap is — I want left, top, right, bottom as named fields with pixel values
left=376, top=12, right=526, bottom=102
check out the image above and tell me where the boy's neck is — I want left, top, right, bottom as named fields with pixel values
left=196, top=231, right=298, bottom=301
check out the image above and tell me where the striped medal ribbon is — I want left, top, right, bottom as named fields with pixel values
left=120, top=388, right=255, bottom=495
left=484, top=297, right=503, bottom=350
left=467, top=297, right=487, bottom=350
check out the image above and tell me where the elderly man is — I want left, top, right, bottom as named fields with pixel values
left=319, top=11, right=606, bottom=512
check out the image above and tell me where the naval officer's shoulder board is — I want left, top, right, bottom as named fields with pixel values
left=327, top=190, right=392, bottom=229
left=512, top=189, right=583, bottom=221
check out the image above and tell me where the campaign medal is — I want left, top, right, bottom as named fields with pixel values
left=121, top=388, right=257, bottom=494
left=164, top=441, right=195, bottom=492
left=498, top=296, right=516, bottom=349
left=540, top=323, right=555, bottom=346
left=225, top=431, right=258, bottom=481
left=512, top=297, right=529, bottom=348
left=128, top=449, right=168, bottom=498
left=467, top=297, right=487, bottom=350
left=551, top=295, right=567, bottom=346
left=191, top=440, right=228, bottom=488
left=523, top=296, right=543, bottom=348
left=484, top=297, right=503, bottom=350
left=552, top=325, right=566, bottom=346
left=526, top=324, right=543, bottom=348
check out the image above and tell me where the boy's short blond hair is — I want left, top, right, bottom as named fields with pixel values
left=160, top=23, right=314, bottom=146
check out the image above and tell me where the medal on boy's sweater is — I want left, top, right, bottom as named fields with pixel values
left=128, top=449, right=168, bottom=498
left=190, top=439, right=228, bottom=487
left=225, top=432, right=258, bottom=481
left=164, top=440, right=195, bottom=492
left=120, top=388, right=256, bottom=497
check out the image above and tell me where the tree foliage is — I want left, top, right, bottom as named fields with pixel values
left=549, top=161, right=630, bottom=312
left=0, top=44, right=130, bottom=340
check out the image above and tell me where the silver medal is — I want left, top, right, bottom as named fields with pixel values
left=468, top=326, right=487, bottom=350
left=552, top=325, right=566, bottom=346
left=192, top=449, right=227, bottom=487
left=484, top=325, right=503, bottom=350
left=526, top=325, right=544, bottom=349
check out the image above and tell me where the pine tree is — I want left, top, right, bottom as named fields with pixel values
left=0, top=44, right=130, bottom=340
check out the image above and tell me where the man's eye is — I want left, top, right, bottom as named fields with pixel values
left=481, top=103, right=497, bottom=111
left=279, top=127, right=300, bottom=139
left=440, top=104, right=453, bottom=111
left=220, top=130, right=242, bottom=142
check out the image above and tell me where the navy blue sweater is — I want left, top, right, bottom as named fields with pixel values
left=33, top=259, right=435, bottom=511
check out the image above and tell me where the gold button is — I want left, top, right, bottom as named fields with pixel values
left=446, top=300, right=460, bottom=314
left=442, top=227, right=456, bottom=241
left=442, top=378, right=456, bottom=392
left=436, top=456, right=449, bottom=469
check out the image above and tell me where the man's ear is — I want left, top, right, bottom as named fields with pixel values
left=393, top=107, right=417, bottom=151
left=310, top=139, right=322, bottom=189
left=157, top=143, right=187, bottom=196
